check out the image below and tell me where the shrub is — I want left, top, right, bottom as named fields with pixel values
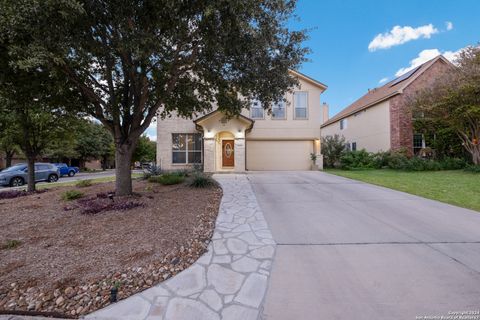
left=76, top=179, right=93, bottom=188
left=371, top=151, right=392, bottom=169
left=321, top=134, right=347, bottom=168
left=62, top=190, right=84, bottom=201
left=172, top=170, right=188, bottom=177
left=464, top=164, right=480, bottom=173
left=143, top=164, right=162, bottom=179
left=385, top=152, right=410, bottom=170
left=2, top=239, right=21, bottom=250
left=337, top=149, right=467, bottom=172
left=438, top=158, right=467, bottom=170
left=340, top=149, right=375, bottom=169
left=149, top=173, right=185, bottom=185
left=189, top=173, right=217, bottom=188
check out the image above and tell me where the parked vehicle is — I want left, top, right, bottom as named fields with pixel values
left=54, top=163, right=80, bottom=177
left=0, top=163, right=60, bottom=187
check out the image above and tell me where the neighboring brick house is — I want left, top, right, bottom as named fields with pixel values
left=321, top=55, right=454, bottom=156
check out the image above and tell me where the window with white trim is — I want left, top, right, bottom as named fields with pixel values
left=172, top=133, right=202, bottom=164
left=352, top=142, right=357, bottom=151
left=272, top=101, right=286, bottom=119
left=294, top=92, right=308, bottom=119
left=413, top=133, right=424, bottom=154
left=250, top=100, right=264, bottom=119
left=340, top=118, right=347, bottom=130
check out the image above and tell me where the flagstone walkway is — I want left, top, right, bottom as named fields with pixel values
left=86, top=174, right=275, bottom=320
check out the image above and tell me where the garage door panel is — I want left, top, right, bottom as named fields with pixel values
left=246, top=140, right=313, bottom=171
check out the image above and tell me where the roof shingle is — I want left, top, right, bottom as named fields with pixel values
left=321, top=55, right=450, bottom=128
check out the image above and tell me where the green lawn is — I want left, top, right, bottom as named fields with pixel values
left=326, top=169, right=480, bottom=212
left=37, top=173, right=144, bottom=189
left=9, top=173, right=144, bottom=191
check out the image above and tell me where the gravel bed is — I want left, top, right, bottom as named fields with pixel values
left=0, top=179, right=222, bottom=318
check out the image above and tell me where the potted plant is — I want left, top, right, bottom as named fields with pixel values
left=310, top=153, right=319, bottom=170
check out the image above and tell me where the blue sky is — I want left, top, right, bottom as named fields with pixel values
left=146, top=0, right=480, bottom=140
left=291, top=0, right=480, bottom=117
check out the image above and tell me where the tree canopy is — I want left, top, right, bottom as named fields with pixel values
left=0, top=0, right=308, bottom=195
left=412, top=46, right=480, bottom=165
left=132, top=135, right=156, bottom=164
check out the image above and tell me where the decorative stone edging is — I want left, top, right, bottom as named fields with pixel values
left=85, top=174, right=276, bottom=320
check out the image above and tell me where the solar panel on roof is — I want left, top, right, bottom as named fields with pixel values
left=389, top=65, right=421, bottom=87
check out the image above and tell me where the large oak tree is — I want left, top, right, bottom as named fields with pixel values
left=1, top=0, right=308, bottom=195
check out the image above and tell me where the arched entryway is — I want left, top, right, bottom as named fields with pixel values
left=193, top=110, right=254, bottom=172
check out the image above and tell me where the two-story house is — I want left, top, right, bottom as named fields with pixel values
left=156, top=70, right=328, bottom=172
left=321, top=55, right=454, bottom=155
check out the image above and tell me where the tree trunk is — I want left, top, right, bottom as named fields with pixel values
left=473, top=145, right=480, bottom=165
left=26, top=156, right=35, bottom=192
left=5, top=151, right=14, bottom=168
left=115, top=144, right=135, bottom=196
left=79, top=159, right=85, bottom=170
left=102, top=155, right=107, bottom=171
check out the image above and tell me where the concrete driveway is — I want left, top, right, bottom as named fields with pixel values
left=248, top=171, right=480, bottom=320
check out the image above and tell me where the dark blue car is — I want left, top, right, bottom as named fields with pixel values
left=54, top=163, right=80, bottom=177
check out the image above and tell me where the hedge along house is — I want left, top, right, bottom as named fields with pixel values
left=156, top=70, right=328, bottom=172
left=321, top=55, right=454, bottom=156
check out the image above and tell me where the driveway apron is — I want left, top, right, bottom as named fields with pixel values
left=248, top=171, right=480, bottom=320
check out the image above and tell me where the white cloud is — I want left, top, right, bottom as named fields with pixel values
left=395, top=47, right=465, bottom=77
left=368, top=24, right=439, bottom=51
left=445, top=21, right=453, bottom=31
left=442, top=48, right=463, bottom=63
left=145, top=122, right=157, bottom=141
left=379, top=77, right=389, bottom=84
left=395, top=49, right=441, bottom=76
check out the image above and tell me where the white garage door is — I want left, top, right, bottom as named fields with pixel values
left=246, top=140, right=313, bottom=170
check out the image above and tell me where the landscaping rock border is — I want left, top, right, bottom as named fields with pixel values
left=86, top=174, right=276, bottom=320
left=0, top=183, right=221, bottom=318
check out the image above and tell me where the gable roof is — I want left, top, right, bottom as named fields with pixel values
left=321, top=55, right=453, bottom=128
left=289, top=69, right=328, bottom=91
left=194, top=109, right=254, bottom=125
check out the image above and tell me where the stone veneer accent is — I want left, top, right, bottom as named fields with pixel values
left=86, top=174, right=275, bottom=320
left=389, top=59, right=451, bottom=155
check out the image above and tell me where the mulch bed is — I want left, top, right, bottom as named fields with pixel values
left=0, top=179, right=222, bottom=318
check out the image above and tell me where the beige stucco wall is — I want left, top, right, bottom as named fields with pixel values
left=157, top=74, right=327, bottom=171
left=242, top=79, right=325, bottom=140
left=321, top=99, right=391, bottom=152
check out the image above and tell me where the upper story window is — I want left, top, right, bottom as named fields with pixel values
left=250, top=100, right=264, bottom=119
left=172, top=133, right=202, bottom=164
left=294, top=92, right=308, bottom=119
left=340, top=118, right=347, bottom=130
left=352, top=142, right=357, bottom=151
left=272, top=101, right=286, bottom=119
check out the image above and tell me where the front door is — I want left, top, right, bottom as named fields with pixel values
left=222, top=140, right=235, bottom=167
